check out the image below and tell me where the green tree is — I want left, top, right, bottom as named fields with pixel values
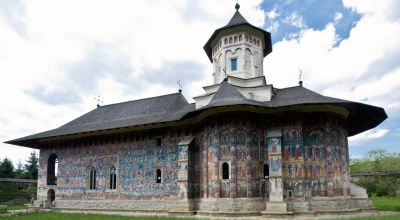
left=351, top=149, right=400, bottom=197
left=24, top=151, right=38, bottom=180
left=14, top=160, right=25, bottom=179
left=0, top=158, right=15, bottom=178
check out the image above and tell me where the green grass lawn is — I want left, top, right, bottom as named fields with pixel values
left=372, top=197, right=400, bottom=212
left=0, top=212, right=399, bottom=220
left=0, top=213, right=195, bottom=220
left=345, top=215, right=400, bottom=220
left=5, top=204, right=27, bottom=211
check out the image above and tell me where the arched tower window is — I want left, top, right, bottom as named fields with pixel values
left=234, top=36, right=238, bottom=43
left=224, top=38, right=228, bottom=45
left=89, top=167, right=96, bottom=190
left=229, top=37, right=233, bottom=44
left=264, top=164, right=269, bottom=179
left=222, top=162, right=229, bottom=179
left=47, top=154, right=58, bottom=185
left=109, top=166, right=117, bottom=190
left=156, top=169, right=162, bottom=183
left=239, top=35, right=242, bottom=41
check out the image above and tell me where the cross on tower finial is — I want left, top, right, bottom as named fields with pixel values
left=298, top=69, right=303, bottom=86
left=235, top=1, right=240, bottom=10
left=177, top=80, right=183, bottom=93
left=94, top=96, right=103, bottom=108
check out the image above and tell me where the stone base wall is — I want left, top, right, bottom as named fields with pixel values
left=288, top=198, right=372, bottom=212
left=44, top=197, right=372, bottom=214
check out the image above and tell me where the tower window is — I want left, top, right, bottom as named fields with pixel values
left=231, top=58, right=237, bottom=71
left=156, top=169, right=162, bottom=183
left=109, top=166, right=117, bottom=190
left=239, top=35, right=242, bottom=41
left=222, top=162, right=229, bottom=179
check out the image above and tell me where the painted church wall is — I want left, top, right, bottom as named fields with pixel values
left=198, top=112, right=349, bottom=200
left=37, top=134, right=195, bottom=201
left=37, top=112, right=350, bottom=202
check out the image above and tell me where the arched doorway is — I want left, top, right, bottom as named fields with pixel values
left=47, top=189, right=55, bottom=204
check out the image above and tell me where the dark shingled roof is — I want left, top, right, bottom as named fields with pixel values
left=6, top=93, right=195, bottom=146
left=203, top=9, right=272, bottom=62
left=6, top=83, right=387, bottom=147
left=186, top=84, right=387, bottom=136
left=206, top=80, right=258, bottom=108
left=226, top=10, right=248, bottom=27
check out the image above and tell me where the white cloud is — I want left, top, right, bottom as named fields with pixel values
left=282, top=11, right=307, bottom=28
left=0, top=0, right=265, bottom=165
left=349, top=128, right=389, bottom=145
left=264, top=0, right=400, bottom=120
left=334, top=12, right=343, bottom=24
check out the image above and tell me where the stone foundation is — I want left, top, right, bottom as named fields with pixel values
left=39, top=197, right=372, bottom=216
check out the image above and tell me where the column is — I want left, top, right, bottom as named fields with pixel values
left=264, top=129, right=289, bottom=214
left=173, top=137, right=194, bottom=212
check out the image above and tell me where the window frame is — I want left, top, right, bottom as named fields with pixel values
left=109, top=166, right=117, bottom=190
left=89, top=167, right=96, bottom=190
left=231, top=57, right=238, bottom=72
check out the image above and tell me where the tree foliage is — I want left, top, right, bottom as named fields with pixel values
left=24, top=151, right=38, bottom=179
left=351, top=149, right=400, bottom=197
left=0, top=158, right=15, bottom=178
left=0, top=151, right=38, bottom=180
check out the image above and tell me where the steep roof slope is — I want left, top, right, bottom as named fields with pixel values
left=7, top=93, right=194, bottom=145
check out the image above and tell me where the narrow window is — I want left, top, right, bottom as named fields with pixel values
left=231, top=58, right=237, bottom=71
left=229, top=37, right=233, bottom=44
left=239, top=35, right=242, bottom=41
left=156, top=137, right=162, bottom=146
left=109, top=166, right=117, bottom=190
left=264, top=164, right=269, bottom=179
left=245, top=35, right=248, bottom=42
left=89, top=167, right=96, bottom=190
left=257, top=40, right=260, bottom=46
left=234, top=36, right=238, bottom=43
left=47, top=154, right=58, bottom=185
left=224, top=38, right=228, bottom=45
left=222, top=162, right=229, bottom=179
left=156, top=169, right=162, bottom=183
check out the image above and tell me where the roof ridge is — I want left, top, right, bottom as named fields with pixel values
left=99, top=92, right=182, bottom=108
left=209, top=81, right=248, bottom=105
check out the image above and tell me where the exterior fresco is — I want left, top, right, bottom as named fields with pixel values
left=36, top=112, right=358, bottom=213
left=38, top=137, right=182, bottom=201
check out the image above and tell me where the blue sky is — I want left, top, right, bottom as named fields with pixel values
left=261, top=0, right=361, bottom=43
left=0, top=0, right=399, bottom=164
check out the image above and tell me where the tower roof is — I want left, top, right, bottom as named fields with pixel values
left=226, top=10, right=248, bottom=27
left=203, top=4, right=272, bottom=62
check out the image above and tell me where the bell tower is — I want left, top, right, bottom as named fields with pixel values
left=204, top=3, right=272, bottom=84
left=194, top=3, right=273, bottom=109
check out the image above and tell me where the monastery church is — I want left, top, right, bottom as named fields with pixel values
left=7, top=3, right=387, bottom=217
